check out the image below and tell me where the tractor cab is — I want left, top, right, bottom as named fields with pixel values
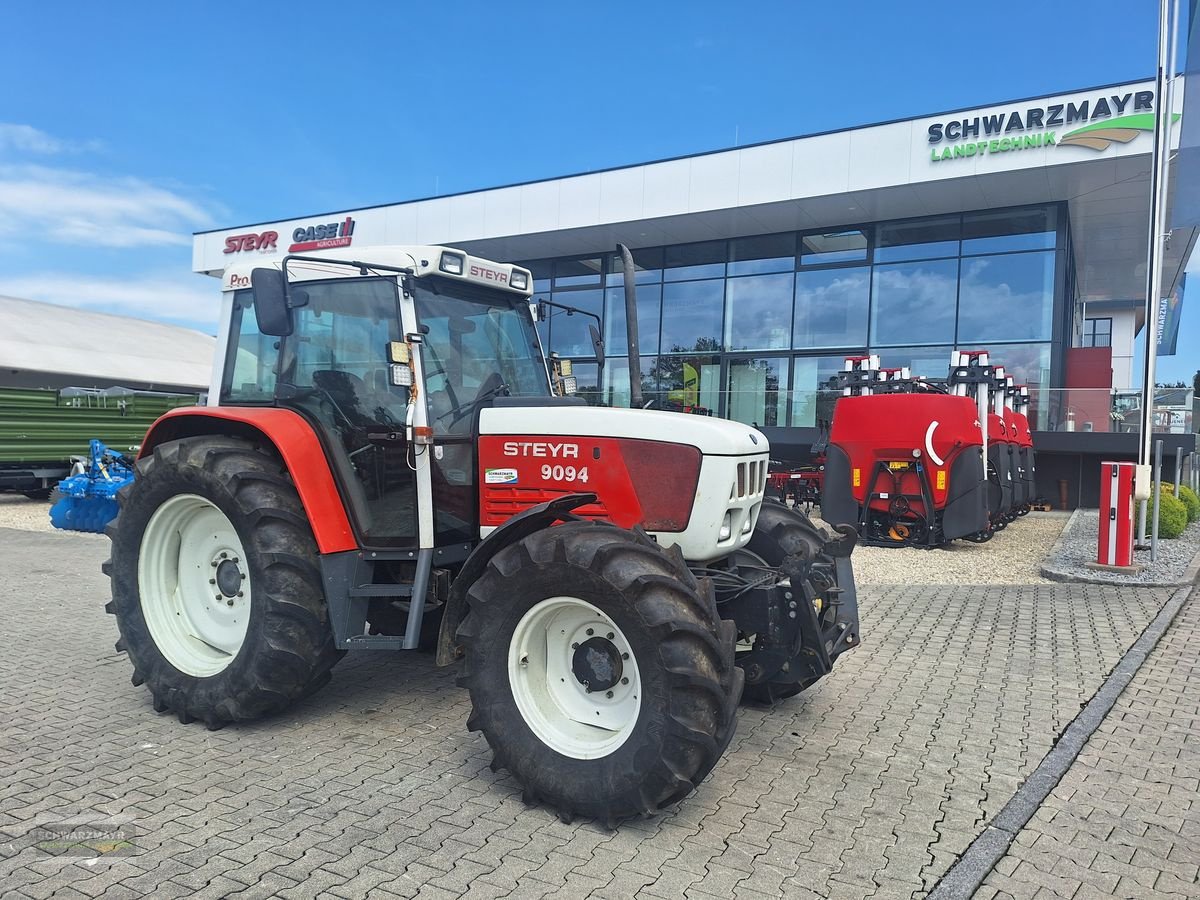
left=216, top=247, right=555, bottom=549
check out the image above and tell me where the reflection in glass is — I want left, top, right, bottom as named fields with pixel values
left=553, top=257, right=603, bottom=287
left=875, top=346, right=955, bottom=379
left=875, top=217, right=960, bottom=262
left=791, top=355, right=851, bottom=427
left=664, top=241, right=726, bottom=281
left=800, top=229, right=869, bottom=265
left=653, top=353, right=722, bottom=414
left=661, top=280, right=724, bottom=352
left=958, top=252, right=1054, bottom=343
left=870, top=259, right=958, bottom=346
left=604, top=285, right=661, bottom=355
left=793, top=266, right=870, bottom=348
left=726, top=274, right=794, bottom=351
left=607, top=247, right=663, bottom=285
left=728, top=233, right=796, bottom=275
left=962, top=207, right=1056, bottom=255
left=548, top=289, right=603, bottom=357
left=604, top=355, right=660, bottom=409
left=727, top=357, right=788, bottom=427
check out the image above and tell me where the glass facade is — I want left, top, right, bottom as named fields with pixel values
left=525, top=204, right=1061, bottom=429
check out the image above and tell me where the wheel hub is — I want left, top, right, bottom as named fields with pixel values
left=215, top=558, right=243, bottom=597
left=571, top=637, right=623, bottom=692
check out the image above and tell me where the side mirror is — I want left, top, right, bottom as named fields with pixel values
left=588, top=323, right=605, bottom=368
left=251, top=268, right=293, bottom=336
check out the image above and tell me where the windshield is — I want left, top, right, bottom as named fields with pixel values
left=412, top=276, right=551, bottom=435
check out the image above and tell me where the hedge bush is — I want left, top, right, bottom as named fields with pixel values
left=1156, top=486, right=1188, bottom=539
left=1177, top=484, right=1200, bottom=523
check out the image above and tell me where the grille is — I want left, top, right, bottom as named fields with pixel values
left=731, top=458, right=767, bottom=500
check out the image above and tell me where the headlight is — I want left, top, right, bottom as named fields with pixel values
left=719, top=511, right=732, bottom=541
left=391, top=364, right=413, bottom=387
left=561, top=375, right=577, bottom=395
left=439, top=252, right=465, bottom=275
left=510, top=269, right=529, bottom=291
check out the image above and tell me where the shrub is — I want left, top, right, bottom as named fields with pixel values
left=1156, top=486, right=1188, bottom=539
left=1177, top=484, right=1200, bottom=523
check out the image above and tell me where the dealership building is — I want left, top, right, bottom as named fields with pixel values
left=193, top=77, right=1195, bottom=506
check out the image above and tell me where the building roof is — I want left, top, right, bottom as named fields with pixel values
left=0, top=296, right=214, bottom=391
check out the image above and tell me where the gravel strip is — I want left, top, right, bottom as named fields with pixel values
left=0, top=494, right=105, bottom=538
left=1042, top=507, right=1200, bottom=585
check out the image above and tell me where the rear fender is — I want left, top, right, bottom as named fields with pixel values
left=435, top=492, right=596, bottom=666
left=139, top=407, right=356, bottom=554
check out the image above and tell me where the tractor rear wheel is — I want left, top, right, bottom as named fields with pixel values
left=104, top=436, right=342, bottom=729
left=457, top=521, right=742, bottom=824
left=740, top=499, right=835, bottom=704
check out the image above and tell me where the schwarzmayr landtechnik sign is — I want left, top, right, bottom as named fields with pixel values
left=928, top=89, right=1176, bottom=162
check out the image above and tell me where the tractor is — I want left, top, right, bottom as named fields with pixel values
left=103, top=245, right=860, bottom=823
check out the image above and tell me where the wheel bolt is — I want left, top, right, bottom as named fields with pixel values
left=605, top=691, right=613, bottom=698
left=209, top=578, right=216, bottom=585
left=210, top=561, right=218, bottom=568
left=237, top=591, right=244, bottom=598
left=220, top=552, right=227, bottom=559
left=606, top=632, right=614, bottom=640
left=621, top=677, right=629, bottom=685
left=226, top=599, right=234, bottom=607
left=586, top=628, right=594, bottom=636
left=232, top=557, right=239, bottom=564
left=572, top=642, right=579, bottom=649
left=621, top=653, right=629, bottom=660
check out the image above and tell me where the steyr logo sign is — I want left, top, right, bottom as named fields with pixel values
left=927, top=90, right=1179, bottom=163
left=288, top=216, right=355, bottom=252
left=223, top=231, right=278, bottom=254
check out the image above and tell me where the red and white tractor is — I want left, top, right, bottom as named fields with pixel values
left=104, top=245, right=860, bottom=823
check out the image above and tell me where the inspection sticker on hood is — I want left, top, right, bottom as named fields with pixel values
left=485, top=468, right=519, bottom=484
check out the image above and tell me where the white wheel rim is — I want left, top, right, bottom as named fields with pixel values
left=138, top=494, right=252, bottom=678
left=508, top=596, right=642, bottom=760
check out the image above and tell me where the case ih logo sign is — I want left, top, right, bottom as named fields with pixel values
left=289, top=216, right=355, bottom=252
left=223, top=231, right=278, bottom=254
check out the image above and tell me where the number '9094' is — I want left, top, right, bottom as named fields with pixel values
left=541, top=464, right=589, bottom=483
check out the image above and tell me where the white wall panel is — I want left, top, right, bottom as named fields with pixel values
left=737, top=143, right=794, bottom=207
left=641, top=159, right=691, bottom=219
left=598, top=167, right=646, bottom=224
left=791, top=132, right=851, bottom=199
left=557, top=174, right=603, bottom=230
left=518, top=180, right=561, bottom=234
left=687, top=152, right=739, bottom=213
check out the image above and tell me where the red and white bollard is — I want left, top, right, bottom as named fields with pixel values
left=1097, top=461, right=1136, bottom=568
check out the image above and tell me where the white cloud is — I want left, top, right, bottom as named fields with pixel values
left=0, top=163, right=216, bottom=249
left=0, top=271, right=220, bottom=328
left=0, top=123, right=104, bottom=155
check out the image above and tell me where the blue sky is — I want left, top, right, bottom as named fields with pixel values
left=0, top=1, right=1194, bottom=383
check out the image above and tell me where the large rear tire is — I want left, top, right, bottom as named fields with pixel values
left=740, top=499, right=835, bottom=704
left=104, top=437, right=342, bottom=729
left=458, top=521, right=742, bottom=825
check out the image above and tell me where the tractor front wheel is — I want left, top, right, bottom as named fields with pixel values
left=104, top=436, right=342, bottom=729
left=457, top=521, right=742, bottom=824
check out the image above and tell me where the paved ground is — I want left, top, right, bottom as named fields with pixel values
left=0, top=527, right=1179, bottom=899
left=978, top=590, right=1200, bottom=900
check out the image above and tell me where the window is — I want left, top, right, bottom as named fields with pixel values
left=875, top=217, right=960, bottom=262
left=222, top=291, right=279, bottom=402
left=725, top=273, right=794, bottom=351
left=728, top=233, right=796, bottom=276
left=800, top=229, right=869, bottom=265
left=791, top=355, right=851, bottom=427
left=875, top=346, right=955, bottom=379
left=603, top=356, right=660, bottom=409
left=661, top=279, right=724, bottom=352
left=958, top=252, right=1055, bottom=343
left=962, top=207, right=1057, bottom=255
left=870, top=259, right=959, bottom=346
left=547, top=289, right=603, bottom=357
left=793, top=266, right=870, bottom=349
left=1082, top=317, right=1112, bottom=348
left=654, top=353, right=721, bottom=414
left=664, top=241, right=726, bottom=281
left=607, top=247, right=663, bottom=285
left=727, top=357, right=788, bottom=427
left=604, top=284, right=661, bottom=355
left=553, top=257, right=603, bottom=287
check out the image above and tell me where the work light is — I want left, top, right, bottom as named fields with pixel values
left=439, top=252, right=465, bottom=275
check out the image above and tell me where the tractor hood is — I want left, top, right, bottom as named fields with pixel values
left=478, top=405, right=767, bottom=457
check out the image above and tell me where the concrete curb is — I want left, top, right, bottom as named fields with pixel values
left=927, top=582, right=1195, bottom=900
left=1039, top=509, right=1200, bottom=587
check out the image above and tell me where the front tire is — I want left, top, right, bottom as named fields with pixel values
left=458, top=521, right=742, bottom=824
left=104, top=437, right=342, bottom=729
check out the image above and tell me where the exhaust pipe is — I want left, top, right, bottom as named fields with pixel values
left=616, top=243, right=643, bottom=409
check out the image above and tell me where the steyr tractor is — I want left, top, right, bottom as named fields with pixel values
left=104, top=245, right=860, bottom=823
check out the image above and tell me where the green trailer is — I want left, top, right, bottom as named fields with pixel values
left=0, top=387, right=200, bottom=497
